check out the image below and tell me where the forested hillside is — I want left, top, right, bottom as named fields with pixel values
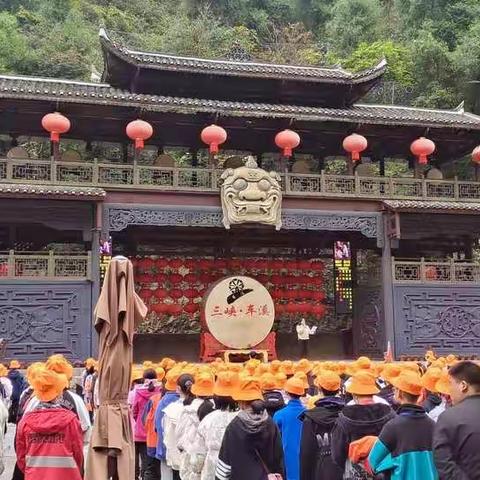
left=1, top=0, right=480, bottom=109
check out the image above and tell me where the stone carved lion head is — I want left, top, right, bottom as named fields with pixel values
left=220, top=156, right=282, bottom=230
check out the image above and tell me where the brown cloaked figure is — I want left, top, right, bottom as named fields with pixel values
left=85, top=256, right=147, bottom=480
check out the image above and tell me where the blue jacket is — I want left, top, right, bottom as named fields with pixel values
left=154, top=391, right=179, bottom=460
left=369, top=404, right=438, bottom=480
left=274, top=398, right=306, bottom=480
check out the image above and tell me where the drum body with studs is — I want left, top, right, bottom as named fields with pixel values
left=203, top=275, right=275, bottom=349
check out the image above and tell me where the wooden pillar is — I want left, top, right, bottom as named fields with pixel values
left=90, top=202, right=103, bottom=358
left=381, top=214, right=396, bottom=359
left=379, top=156, right=386, bottom=177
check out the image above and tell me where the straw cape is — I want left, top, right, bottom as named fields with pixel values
left=85, top=256, right=147, bottom=480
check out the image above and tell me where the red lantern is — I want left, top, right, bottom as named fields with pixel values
left=312, top=291, right=326, bottom=301
left=410, top=137, right=435, bottom=165
left=155, top=290, right=168, bottom=300
left=275, top=129, right=300, bottom=157
left=170, top=304, right=183, bottom=315
left=41, top=112, right=71, bottom=143
left=169, top=258, right=183, bottom=270
left=201, top=124, right=227, bottom=154
left=184, top=289, right=197, bottom=299
left=312, top=304, right=326, bottom=316
left=298, top=260, right=311, bottom=271
left=152, top=303, right=168, bottom=314
left=169, top=273, right=183, bottom=285
left=184, top=303, right=199, bottom=314
left=286, top=304, right=298, bottom=314
left=156, top=258, right=168, bottom=269
left=343, top=133, right=368, bottom=161
left=126, top=119, right=153, bottom=150
left=139, top=289, right=153, bottom=300
left=472, top=146, right=480, bottom=164
left=170, top=289, right=183, bottom=299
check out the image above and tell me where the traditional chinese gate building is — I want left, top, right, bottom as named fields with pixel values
left=1, top=30, right=480, bottom=362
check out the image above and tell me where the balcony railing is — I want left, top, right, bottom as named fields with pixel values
left=0, top=250, right=92, bottom=280
left=1, top=157, right=480, bottom=201
left=392, top=257, right=480, bottom=283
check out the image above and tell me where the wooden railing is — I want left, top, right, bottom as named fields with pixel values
left=2, top=157, right=480, bottom=201
left=392, top=257, right=480, bottom=283
left=0, top=250, right=92, bottom=280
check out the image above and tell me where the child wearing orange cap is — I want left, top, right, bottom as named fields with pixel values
left=7, top=359, right=27, bottom=423
left=261, top=373, right=285, bottom=417
left=216, top=377, right=284, bottom=480
left=191, top=371, right=239, bottom=480
left=273, top=377, right=307, bottom=480
left=369, top=371, right=438, bottom=480
left=300, top=371, right=345, bottom=480
left=16, top=367, right=84, bottom=480
left=331, top=371, right=395, bottom=476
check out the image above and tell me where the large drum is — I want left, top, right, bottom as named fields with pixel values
left=203, top=276, right=275, bottom=349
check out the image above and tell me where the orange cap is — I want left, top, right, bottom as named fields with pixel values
left=9, top=360, right=21, bottom=369
left=164, top=368, right=181, bottom=391
left=281, top=360, right=295, bottom=376
left=270, top=360, right=281, bottom=373
left=382, top=364, right=402, bottom=384
left=191, top=371, right=215, bottom=397
left=275, top=372, right=287, bottom=389
left=284, top=377, right=306, bottom=396
left=294, top=372, right=309, bottom=389
left=346, top=371, right=379, bottom=396
left=391, top=371, right=423, bottom=396
left=32, top=367, right=65, bottom=402
left=356, top=356, right=372, bottom=370
left=422, top=367, right=442, bottom=393
left=296, top=358, right=313, bottom=374
left=155, top=367, right=166, bottom=381
left=261, top=373, right=278, bottom=391
left=233, top=376, right=263, bottom=402
left=435, top=373, right=451, bottom=396
left=46, top=354, right=73, bottom=380
left=0, top=364, right=7, bottom=377
left=446, top=354, right=458, bottom=366
left=315, top=371, right=341, bottom=392
left=214, top=371, right=239, bottom=397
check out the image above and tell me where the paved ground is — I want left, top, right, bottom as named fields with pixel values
left=3, top=424, right=16, bottom=479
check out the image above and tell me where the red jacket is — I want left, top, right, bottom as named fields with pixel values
left=16, top=407, right=84, bottom=480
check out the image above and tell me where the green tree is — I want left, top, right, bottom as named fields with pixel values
left=326, top=0, right=382, bottom=55
left=343, top=40, right=414, bottom=85
left=0, top=12, right=29, bottom=73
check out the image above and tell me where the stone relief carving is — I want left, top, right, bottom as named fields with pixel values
left=220, top=157, right=282, bottom=230
left=0, top=284, right=91, bottom=360
left=394, top=287, right=480, bottom=354
left=107, top=204, right=381, bottom=243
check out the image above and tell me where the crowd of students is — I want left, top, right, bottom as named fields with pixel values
left=1, top=352, right=480, bottom=480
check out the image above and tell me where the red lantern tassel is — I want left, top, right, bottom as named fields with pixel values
left=210, top=143, right=219, bottom=154
left=51, top=132, right=60, bottom=143
left=352, top=151, right=360, bottom=161
left=135, top=138, right=144, bottom=149
left=284, top=147, right=292, bottom=157
left=418, top=155, right=427, bottom=165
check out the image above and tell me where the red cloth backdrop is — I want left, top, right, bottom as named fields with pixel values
left=133, top=255, right=327, bottom=329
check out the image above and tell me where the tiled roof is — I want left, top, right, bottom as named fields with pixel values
left=1, top=74, right=480, bottom=130
left=0, top=183, right=106, bottom=199
left=99, top=29, right=386, bottom=84
left=383, top=200, right=480, bottom=212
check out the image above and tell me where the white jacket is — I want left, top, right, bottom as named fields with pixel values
left=190, top=409, right=238, bottom=480
left=0, top=399, right=7, bottom=475
left=163, top=399, right=186, bottom=471
left=176, top=398, right=204, bottom=480
left=0, top=377, right=12, bottom=408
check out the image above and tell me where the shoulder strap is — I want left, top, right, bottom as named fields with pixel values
left=254, top=448, right=270, bottom=475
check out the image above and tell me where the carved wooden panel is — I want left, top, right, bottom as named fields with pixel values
left=354, top=286, right=385, bottom=357
left=393, top=286, right=480, bottom=355
left=0, top=282, right=92, bottom=361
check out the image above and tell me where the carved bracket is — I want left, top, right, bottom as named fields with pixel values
left=105, top=204, right=383, bottom=245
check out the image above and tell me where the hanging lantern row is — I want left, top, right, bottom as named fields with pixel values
left=41, top=113, right=460, bottom=167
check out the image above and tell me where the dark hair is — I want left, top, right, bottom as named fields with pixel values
left=86, top=366, right=95, bottom=375
left=321, top=387, right=340, bottom=397
left=449, top=361, right=480, bottom=391
left=143, top=368, right=157, bottom=392
left=213, top=395, right=237, bottom=412
left=400, top=391, right=420, bottom=404
left=288, top=392, right=302, bottom=400
left=178, top=374, right=195, bottom=405
left=250, top=399, right=266, bottom=414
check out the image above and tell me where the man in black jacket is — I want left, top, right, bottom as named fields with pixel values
left=331, top=371, right=395, bottom=477
left=300, top=371, right=345, bottom=480
left=433, top=361, right=480, bottom=480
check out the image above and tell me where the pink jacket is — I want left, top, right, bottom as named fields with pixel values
left=132, top=384, right=162, bottom=441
